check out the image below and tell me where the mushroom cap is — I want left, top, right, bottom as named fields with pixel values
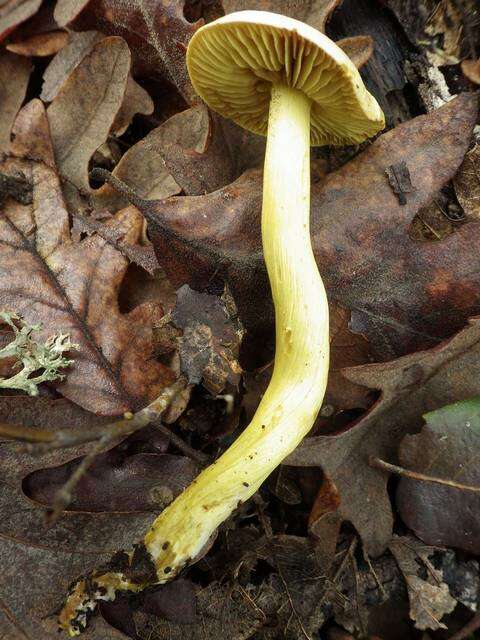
left=187, top=11, right=385, bottom=146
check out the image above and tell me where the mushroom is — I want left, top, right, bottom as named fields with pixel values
left=59, top=11, right=385, bottom=634
left=143, top=11, right=384, bottom=577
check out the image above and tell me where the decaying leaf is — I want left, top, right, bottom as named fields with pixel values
left=6, top=29, right=69, bottom=56
left=170, top=285, right=244, bottom=395
left=0, top=0, right=42, bottom=42
left=287, top=316, right=480, bottom=556
left=93, top=104, right=236, bottom=212
left=0, top=50, right=31, bottom=152
left=1, top=100, right=174, bottom=415
left=0, top=396, right=165, bottom=639
left=41, top=30, right=104, bottom=102
left=337, top=34, right=374, bottom=69
left=135, top=94, right=478, bottom=360
left=54, top=0, right=202, bottom=104
left=111, top=74, right=154, bottom=137
left=424, top=0, right=463, bottom=65
left=454, top=143, right=480, bottom=220
left=47, top=36, right=131, bottom=192
left=389, top=536, right=457, bottom=630
left=397, top=398, right=480, bottom=554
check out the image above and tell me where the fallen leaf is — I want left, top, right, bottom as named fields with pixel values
left=171, top=284, right=244, bottom=395
left=0, top=0, right=42, bottom=42
left=54, top=0, right=202, bottom=104
left=137, top=94, right=478, bottom=360
left=47, top=36, right=131, bottom=192
left=0, top=396, right=158, bottom=639
left=93, top=104, right=237, bottom=212
left=25, top=450, right=198, bottom=512
left=1, top=99, right=174, bottom=415
left=389, top=536, right=457, bottom=630
left=287, top=316, right=480, bottom=555
left=397, top=397, right=480, bottom=554
left=71, top=209, right=161, bottom=276
left=6, top=29, right=69, bottom=56
left=41, top=30, right=104, bottom=102
left=454, top=143, right=480, bottom=220
left=0, top=50, right=31, bottom=151
left=111, top=75, right=154, bottom=136
left=461, top=58, right=480, bottom=84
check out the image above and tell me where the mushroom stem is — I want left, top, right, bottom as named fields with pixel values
left=143, top=83, right=329, bottom=579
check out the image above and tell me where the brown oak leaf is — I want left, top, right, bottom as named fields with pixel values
left=54, top=0, right=202, bottom=104
left=0, top=99, right=173, bottom=415
left=47, top=36, right=131, bottom=192
left=134, top=94, right=478, bottom=360
left=286, top=316, right=480, bottom=556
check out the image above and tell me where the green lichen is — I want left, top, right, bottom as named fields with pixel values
left=0, top=311, right=77, bottom=396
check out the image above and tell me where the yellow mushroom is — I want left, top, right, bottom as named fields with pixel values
left=60, top=11, right=384, bottom=635
left=144, top=10, right=384, bottom=578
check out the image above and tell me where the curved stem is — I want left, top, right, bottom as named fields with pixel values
left=143, top=83, right=329, bottom=577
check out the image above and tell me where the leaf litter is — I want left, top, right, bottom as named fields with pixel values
left=0, top=1, right=479, bottom=638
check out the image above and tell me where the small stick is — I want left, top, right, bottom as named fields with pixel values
left=369, top=457, right=480, bottom=493
left=41, top=379, right=194, bottom=522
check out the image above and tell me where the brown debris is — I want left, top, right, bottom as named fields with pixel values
left=385, top=160, right=414, bottom=205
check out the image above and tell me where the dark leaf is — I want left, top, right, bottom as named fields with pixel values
left=287, top=317, right=480, bottom=555
left=0, top=50, right=31, bottom=152
left=54, top=0, right=202, bottom=104
left=397, top=398, right=480, bottom=553
left=171, top=284, right=244, bottom=394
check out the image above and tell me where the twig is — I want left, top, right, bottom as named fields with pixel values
left=369, top=456, right=480, bottom=493
left=448, top=611, right=480, bottom=640
left=32, top=378, right=201, bottom=522
left=154, top=422, right=209, bottom=465
left=1, top=378, right=188, bottom=453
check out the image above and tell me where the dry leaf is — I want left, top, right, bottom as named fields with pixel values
left=171, top=285, right=244, bottom=395
left=397, top=398, right=480, bottom=554
left=6, top=30, right=69, bottom=56
left=0, top=0, right=42, bottom=42
left=1, top=99, right=174, bottom=415
left=454, top=143, right=480, bottom=219
left=47, top=36, right=131, bottom=192
left=0, top=50, right=30, bottom=151
left=93, top=104, right=237, bottom=212
left=41, top=30, right=104, bottom=102
left=287, top=316, right=480, bottom=555
left=337, top=35, right=374, bottom=68
left=54, top=0, right=202, bottom=104
left=389, top=536, right=457, bottom=630
left=136, top=94, right=478, bottom=361
left=0, top=396, right=159, bottom=639
left=111, top=74, right=154, bottom=136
